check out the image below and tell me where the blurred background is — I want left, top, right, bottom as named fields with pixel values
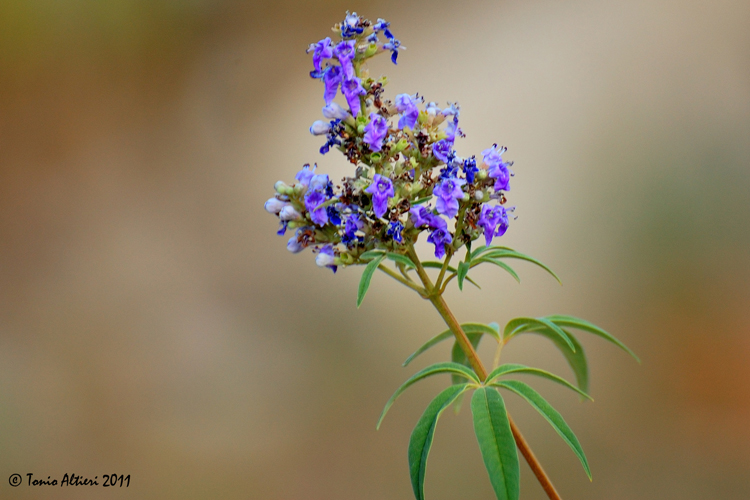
left=1, top=0, right=749, bottom=498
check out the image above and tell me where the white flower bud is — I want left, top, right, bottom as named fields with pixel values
left=316, top=251, right=336, bottom=268
left=287, top=237, right=304, bottom=253
left=474, top=190, right=484, bottom=201
left=309, top=120, right=331, bottom=136
left=322, top=102, right=350, bottom=120
left=279, top=205, right=302, bottom=221
left=274, top=181, right=290, bottom=194
left=264, top=197, right=288, bottom=214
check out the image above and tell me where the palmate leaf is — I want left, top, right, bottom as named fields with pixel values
left=504, top=317, right=576, bottom=351
left=527, top=327, right=590, bottom=395
left=409, top=384, right=470, bottom=500
left=403, top=323, right=501, bottom=367
left=471, top=387, right=520, bottom=500
left=485, top=363, right=592, bottom=401
left=377, top=362, right=479, bottom=430
left=495, top=380, right=592, bottom=480
left=357, top=253, right=386, bottom=307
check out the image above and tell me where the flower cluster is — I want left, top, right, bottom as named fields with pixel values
left=265, top=12, right=515, bottom=272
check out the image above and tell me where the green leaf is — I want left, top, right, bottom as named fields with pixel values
left=504, top=317, right=576, bottom=352
left=409, top=384, right=470, bottom=500
left=457, top=261, right=471, bottom=290
left=359, top=249, right=386, bottom=262
left=470, top=244, right=515, bottom=260
left=403, top=323, right=502, bottom=367
left=451, top=333, right=482, bottom=385
left=357, top=254, right=386, bottom=307
left=377, top=362, right=480, bottom=430
left=482, top=249, right=562, bottom=284
left=485, top=363, right=592, bottom=401
left=412, top=195, right=433, bottom=205
left=544, top=315, right=639, bottom=362
left=470, top=257, right=521, bottom=283
left=526, top=327, right=589, bottom=395
left=471, top=387, right=520, bottom=500
left=422, top=261, right=481, bottom=289
left=496, top=380, right=592, bottom=480
left=386, top=252, right=416, bottom=269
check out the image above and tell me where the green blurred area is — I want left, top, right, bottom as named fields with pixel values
left=1, top=1, right=749, bottom=499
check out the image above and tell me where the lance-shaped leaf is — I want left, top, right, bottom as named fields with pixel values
left=496, top=380, right=592, bottom=480
left=359, top=249, right=385, bottom=261
left=422, top=261, right=481, bottom=289
left=377, top=362, right=479, bottom=429
left=504, top=317, right=575, bottom=351
left=544, top=315, right=639, bottom=362
left=470, top=257, right=521, bottom=283
left=481, top=248, right=561, bottom=284
left=485, top=363, right=592, bottom=401
left=470, top=244, right=514, bottom=260
left=457, top=260, right=471, bottom=290
left=409, top=384, right=470, bottom=500
left=524, top=327, right=589, bottom=394
left=357, top=253, right=386, bottom=307
left=451, top=332, right=481, bottom=385
left=403, top=323, right=501, bottom=367
left=471, top=387, right=520, bottom=500
left=386, top=252, right=416, bottom=269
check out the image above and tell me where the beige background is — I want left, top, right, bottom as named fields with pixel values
left=1, top=0, right=749, bottom=498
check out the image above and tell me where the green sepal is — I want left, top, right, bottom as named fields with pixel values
left=457, top=261, right=471, bottom=290
left=408, top=384, right=470, bottom=500
left=357, top=253, right=385, bottom=307
left=495, top=380, right=592, bottom=480
left=504, top=317, right=576, bottom=352
left=403, top=323, right=501, bottom=367
left=544, top=315, right=639, bottom=362
left=485, top=363, right=592, bottom=401
left=470, top=256, right=521, bottom=283
left=471, top=387, right=520, bottom=500
left=377, top=362, right=480, bottom=430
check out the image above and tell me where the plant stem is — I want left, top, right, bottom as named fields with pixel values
left=406, top=244, right=563, bottom=500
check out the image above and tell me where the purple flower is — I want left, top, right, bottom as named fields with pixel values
left=386, top=221, right=404, bottom=243
left=373, top=18, right=390, bottom=33
left=287, top=235, right=304, bottom=253
left=334, top=40, right=357, bottom=80
left=463, top=156, right=478, bottom=184
left=315, top=245, right=337, bottom=273
left=409, top=205, right=433, bottom=227
left=295, top=164, right=317, bottom=186
left=425, top=102, right=442, bottom=116
left=363, top=113, right=389, bottom=152
left=434, top=176, right=466, bottom=218
left=445, top=117, right=461, bottom=143
left=341, top=12, right=363, bottom=38
left=383, top=33, right=403, bottom=64
left=395, top=93, right=419, bottom=130
left=343, top=212, right=365, bottom=245
left=432, top=139, right=453, bottom=163
left=364, top=174, right=394, bottom=218
left=341, top=77, right=366, bottom=117
left=482, top=144, right=507, bottom=168
left=322, top=65, right=342, bottom=104
left=427, top=227, right=452, bottom=259
left=307, top=37, right=333, bottom=72
left=477, top=204, right=509, bottom=246
left=304, top=189, right=328, bottom=226
left=483, top=144, right=511, bottom=191
left=442, top=102, right=460, bottom=117
left=287, top=227, right=312, bottom=253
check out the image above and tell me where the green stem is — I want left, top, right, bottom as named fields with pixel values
left=406, top=243, right=563, bottom=500
left=377, top=264, right=427, bottom=296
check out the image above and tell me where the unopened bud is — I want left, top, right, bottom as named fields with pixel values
left=322, top=103, right=350, bottom=120
left=473, top=190, right=484, bottom=201
left=279, top=206, right=302, bottom=221
left=264, top=197, right=288, bottom=215
left=477, top=170, right=488, bottom=180
left=309, top=120, right=331, bottom=136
